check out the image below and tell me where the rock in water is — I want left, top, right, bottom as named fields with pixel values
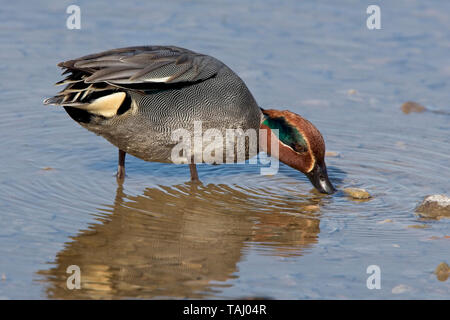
left=401, top=101, right=426, bottom=114
left=407, top=224, right=430, bottom=229
left=343, top=188, right=371, bottom=200
left=391, top=284, right=413, bottom=294
left=435, top=262, right=449, bottom=281
left=416, top=195, right=450, bottom=219
left=325, top=151, right=340, bottom=157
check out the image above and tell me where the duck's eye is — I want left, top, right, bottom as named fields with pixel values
left=293, top=143, right=307, bottom=153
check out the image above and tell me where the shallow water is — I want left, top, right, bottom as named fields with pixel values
left=0, top=0, right=449, bottom=299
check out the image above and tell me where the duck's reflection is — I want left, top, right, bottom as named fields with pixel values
left=39, top=183, right=323, bottom=299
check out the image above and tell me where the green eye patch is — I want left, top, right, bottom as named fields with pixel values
left=262, top=116, right=308, bottom=153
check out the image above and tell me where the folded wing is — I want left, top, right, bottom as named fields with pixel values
left=44, top=46, right=223, bottom=117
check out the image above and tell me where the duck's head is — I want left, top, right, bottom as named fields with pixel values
left=260, top=109, right=336, bottom=194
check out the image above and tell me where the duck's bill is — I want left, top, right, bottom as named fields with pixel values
left=306, top=163, right=336, bottom=194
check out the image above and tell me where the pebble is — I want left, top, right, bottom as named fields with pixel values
left=343, top=188, right=371, bottom=200
left=434, top=262, right=449, bottom=281
left=392, top=284, right=413, bottom=294
left=427, top=235, right=450, bottom=241
left=395, top=141, right=406, bottom=149
left=1, top=273, right=5, bottom=281
left=401, top=101, right=426, bottom=114
left=416, top=195, right=450, bottom=219
left=325, top=151, right=340, bottom=157
left=407, top=224, right=430, bottom=229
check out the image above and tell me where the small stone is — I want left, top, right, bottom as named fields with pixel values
left=343, top=188, right=371, bottom=200
left=401, top=101, right=426, bottom=114
left=407, top=224, right=430, bottom=229
left=325, top=151, right=339, bottom=157
left=378, top=219, right=393, bottom=224
left=427, top=236, right=450, bottom=241
left=435, top=262, right=449, bottom=281
left=395, top=141, right=406, bottom=149
left=1, top=273, right=5, bottom=281
left=416, top=195, right=450, bottom=220
left=347, top=89, right=358, bottom=95
left=392, top=284, right=413, bottom=294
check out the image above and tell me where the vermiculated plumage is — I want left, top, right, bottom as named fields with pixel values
left=44, top=46, right=262, bottom=163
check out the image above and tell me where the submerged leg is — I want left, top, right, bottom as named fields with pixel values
left=116, top=149, right=126, bottom=180
left=189, top=163, right=199, bottom=182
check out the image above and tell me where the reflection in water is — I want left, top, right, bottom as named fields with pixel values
left=38, top=183, right=324, bottom=299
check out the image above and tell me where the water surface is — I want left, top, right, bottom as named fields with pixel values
left=0, top=0, right=449, bottom=299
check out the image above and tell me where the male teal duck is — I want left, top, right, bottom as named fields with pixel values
left=44, top=46, right=335, bottom=194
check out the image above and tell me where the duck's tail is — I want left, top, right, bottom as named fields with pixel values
left=44, top=68, right=128, bottom=118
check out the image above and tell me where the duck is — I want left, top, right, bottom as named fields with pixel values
left=44, top=46, right=336, bottom=194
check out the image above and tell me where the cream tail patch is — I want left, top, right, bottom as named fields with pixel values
left=76, top=92, right=126, bottom=117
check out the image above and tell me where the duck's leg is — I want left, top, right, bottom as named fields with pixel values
left=189, top=163, right=199, bottom=182
left=116, top=149, right=126, bottom=180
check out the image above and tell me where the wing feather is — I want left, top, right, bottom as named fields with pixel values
left=44, top=46, right=223, bottom=113
left=58, top=46, right=222, bottom=86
